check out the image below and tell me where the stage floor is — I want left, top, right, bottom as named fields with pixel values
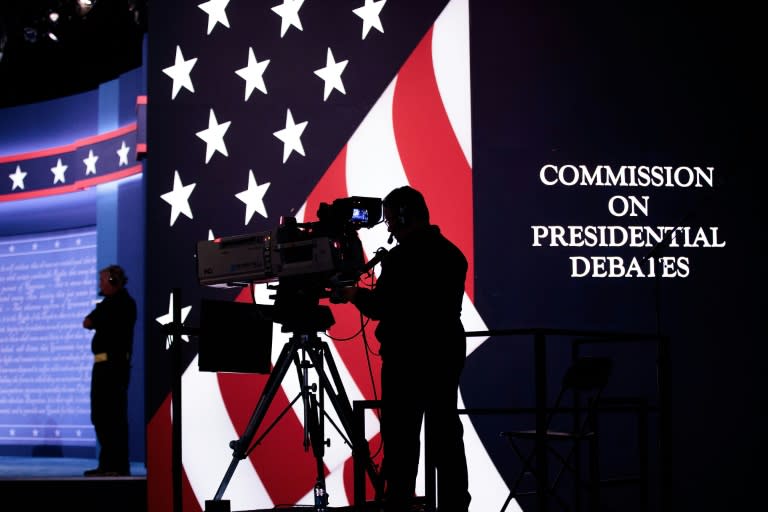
left=0, top=457, right=428, bottom=512
left=0, top=456, right=147, bottom=512
left=0, top=455, right=146, bottom=478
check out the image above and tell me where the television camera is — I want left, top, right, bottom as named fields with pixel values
left=196, top=197, right=387, bottom=511
left=196, top=196, right=384, bottom=331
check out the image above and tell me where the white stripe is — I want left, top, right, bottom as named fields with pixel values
left=346, top=73, right=409, bottom=219
left=433, top=0, right=472, bottom=168
left=181, top=356, right=272, bottom=510
left=345, top=2, right=509, bottom=510
left=346, top=76, right=408, bottom=260
left=462, top=293, right=488, bottom=357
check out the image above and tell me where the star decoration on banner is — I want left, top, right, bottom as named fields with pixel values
left=9, top=165, right=26, bottom=190
left=235, top=170, right=271, bottom=224
left=198, top=0, right=231, bottom=35
left=83, top=149, right=99, bottom=175
left=273, top=108, right=308, bottom=163
left=162, top=46, right=198, bottom=99
left=117, top=141, right=131, bottom=166
left=155, top=293, right=193, bottom=348
left=272, top=0, right=304, bottom=38
left=314, top=47, right=349, bottom=101
left=160, top=170, right=196, bottom=226
left=196, top=109, right=231, bottom=163
left=353, top=0, right=386, bottom=39
left=51, top=158, right=68, bottom=184
left=235, top=48, right=270, bottom=100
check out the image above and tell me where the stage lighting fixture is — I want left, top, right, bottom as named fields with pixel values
left=76, top=0, right=95, bottom=16
left=46, top=9, right=61, bottom=42
left=0, top=0, right=148, bottom=108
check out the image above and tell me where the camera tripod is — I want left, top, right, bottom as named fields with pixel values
left=206, top=308, right=382, bottom=511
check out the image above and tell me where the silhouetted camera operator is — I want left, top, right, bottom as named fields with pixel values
left=339, top=186, right=471, bottom=512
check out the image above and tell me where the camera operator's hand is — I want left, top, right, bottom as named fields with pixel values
left=330, top=285, right=359, bottom=304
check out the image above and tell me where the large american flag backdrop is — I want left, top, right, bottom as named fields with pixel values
left=145, top=1, right=509, bottom=510
left=141, top=0, right=758, bottom=510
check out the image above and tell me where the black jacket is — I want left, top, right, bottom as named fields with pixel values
left=353, top=225, right=467, bottom=364
left=87, top=288, right=137, bottom=359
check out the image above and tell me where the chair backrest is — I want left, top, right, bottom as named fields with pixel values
left=544, top=357, right=613, bottom=434
left=562, top=356, right=613, bottom=392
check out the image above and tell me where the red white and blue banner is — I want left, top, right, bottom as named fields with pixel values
left=145, top=0, right=510, bottom=510
left=0, top=123, right=142, bottom=202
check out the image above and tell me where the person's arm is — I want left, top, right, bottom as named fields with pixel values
left=83, top=302, right=100, bottom=329
left=335, top=284, right=382, bottom=319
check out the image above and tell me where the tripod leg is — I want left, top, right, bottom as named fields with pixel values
left=211, top=337, right=300, bottom=501
left=299, top=355, right=313, bottom=452
left=307, top=393, right=330, bottom=511
left=306, top=339, right=383, bottom=502
left=308, top=392, right=325, bottom=463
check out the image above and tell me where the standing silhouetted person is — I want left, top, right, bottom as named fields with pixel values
left=341, top=185, right=471, bottom=512
left=82, top=264, right=136, bottom=477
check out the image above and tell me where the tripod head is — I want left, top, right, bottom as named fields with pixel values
left=269, top=275, right=336, bottom=334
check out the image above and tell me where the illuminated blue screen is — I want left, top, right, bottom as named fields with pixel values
left=0, top=226, right=97, bottom=447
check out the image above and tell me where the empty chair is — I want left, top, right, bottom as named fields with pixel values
left=500, top=356, right=613, bottom=512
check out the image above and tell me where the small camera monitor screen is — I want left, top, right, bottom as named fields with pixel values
left=351, top=207, right=368, bottom=223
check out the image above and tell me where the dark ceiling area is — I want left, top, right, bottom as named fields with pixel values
left=0, top=0, right=147, bottom=109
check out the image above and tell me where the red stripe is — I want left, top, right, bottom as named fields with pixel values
left=217, top=371, right=323, bottom=504
left=304, top=147, right=386, bottom=504
left=391, top=27, right=475, bottom=300
left=343, top=431, right=384, bottom=503
left=147, top=397, right=174, bottom=512
left=75, top=164, right=143, bottom=188
left=146, top=395, right=204, bottom=512
left=305, top=147, right=384, bottom=401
